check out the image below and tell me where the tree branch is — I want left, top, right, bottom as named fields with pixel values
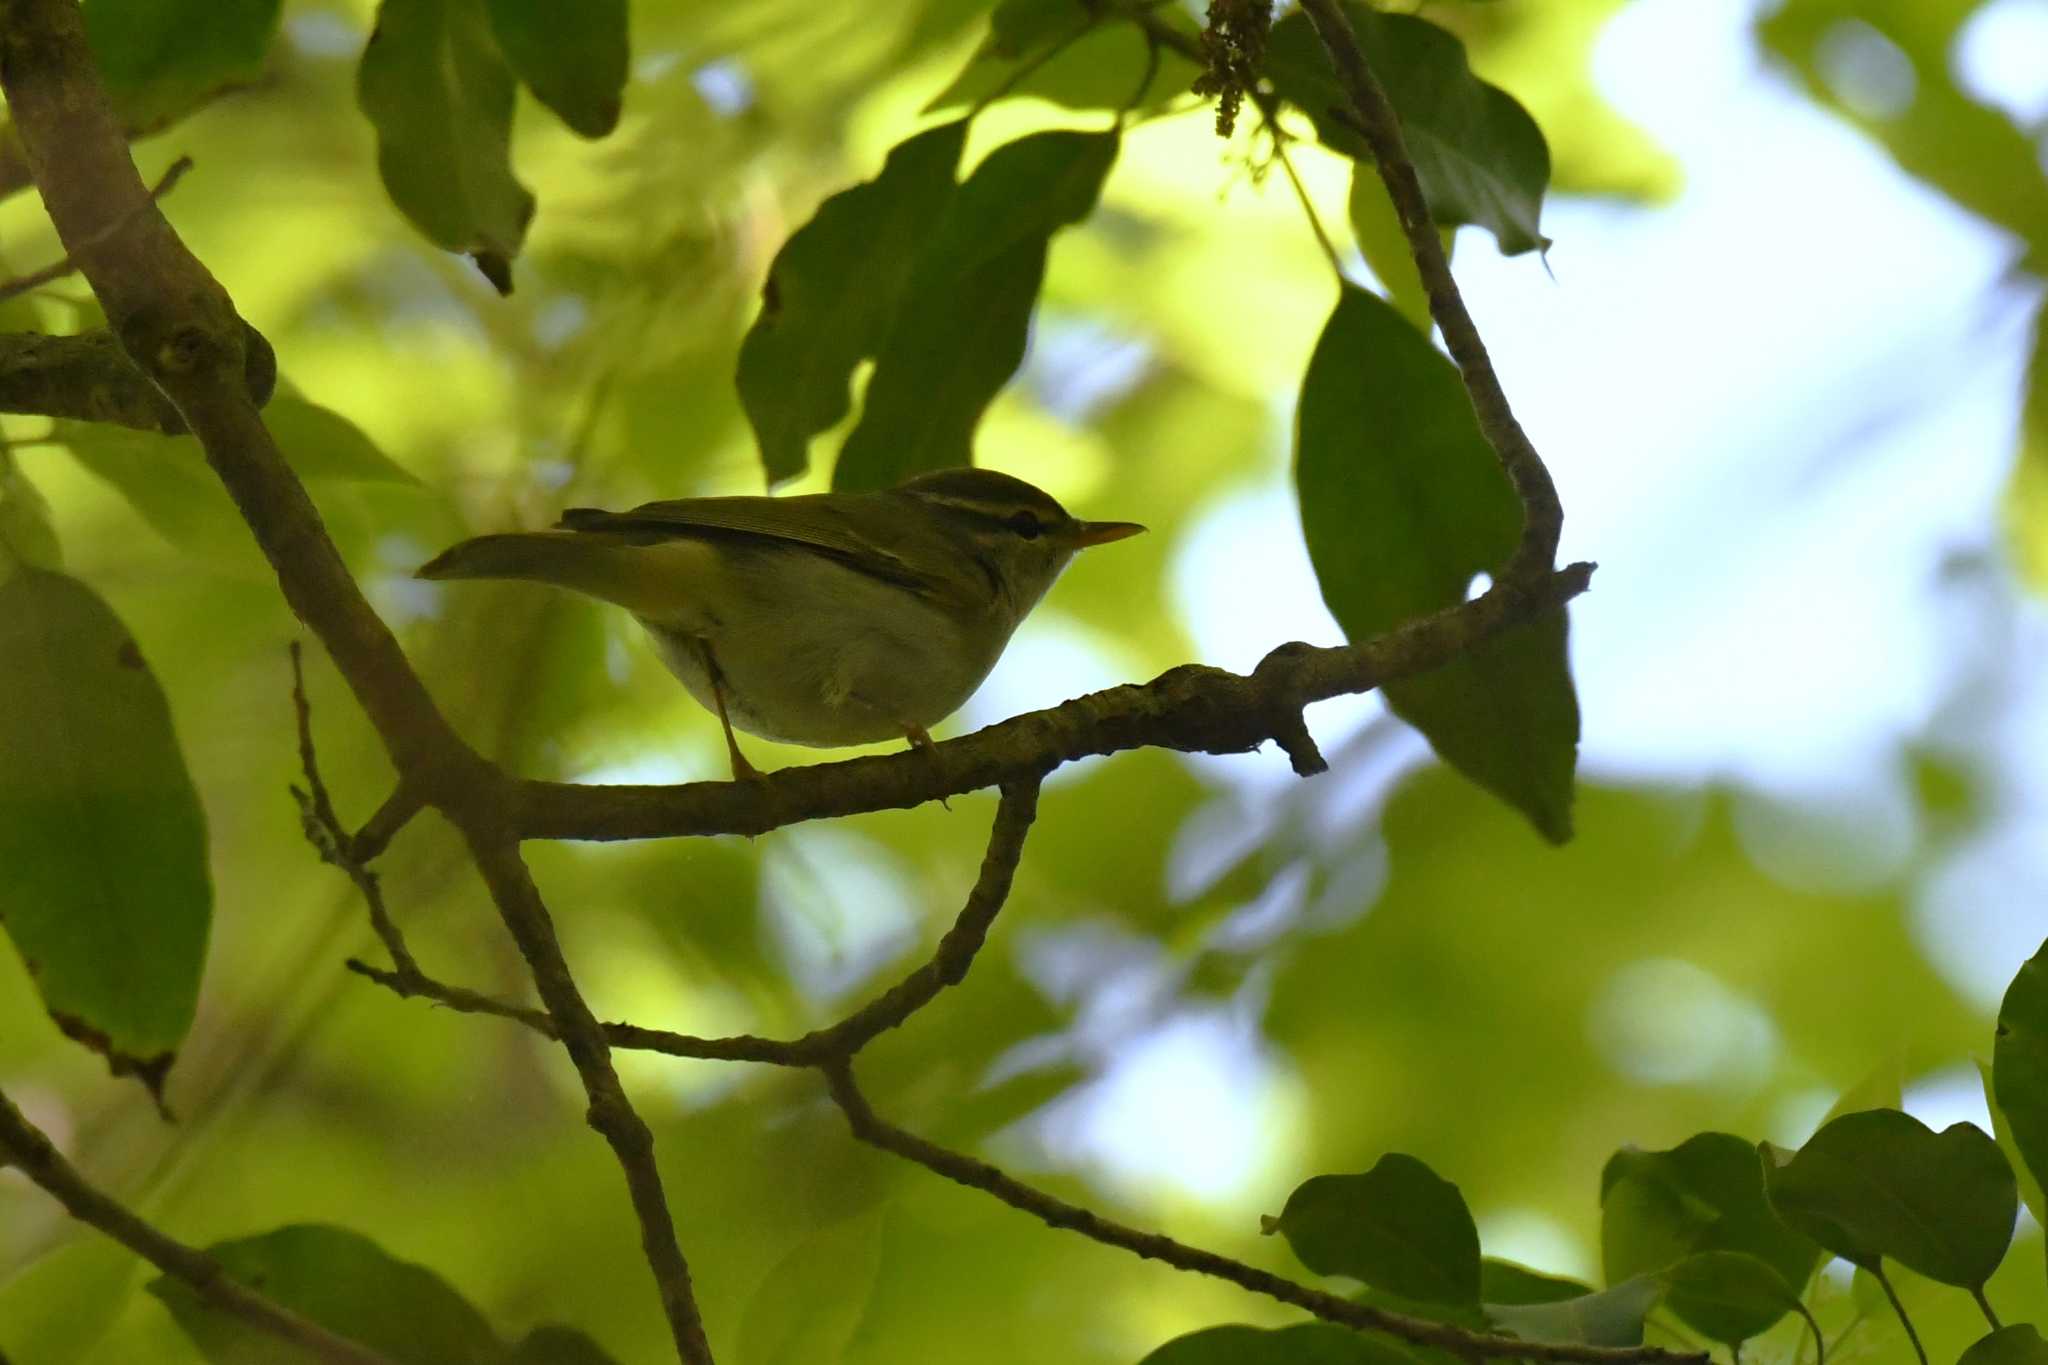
left=1291, top=0, right=1561, bottom=584
left=0, top=154, right=192, bottom=305
left=0, top=6, right=715, bottom=1362
left=819, top=1062, right=1705, bottom=1365
left=516, top=563, right=1591, bottom=842
left=0, top=1090, right=402, bottom=1365
left=347, top=779, right=1048, bottom=1067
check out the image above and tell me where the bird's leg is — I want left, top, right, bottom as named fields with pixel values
left=694, top=638, right=761, bottom=782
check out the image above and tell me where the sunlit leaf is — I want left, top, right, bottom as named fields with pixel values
left=1483, top=1276, right=1659, bottom=1348
left=834, top=128, right=1118, bottom=490
left=1295, top=285, right=1578, bottom=842
left=1136, top=1322, right=1421, bottom=1365
left=0, top=452, right=62, bottom=577
left=1824, top=1051, right=1905, bottom=1125
left=1265, top=5, right=1550, bottom=255
left=1993, top=937, right=2048, bottom=1235
left=486, top=0, right=628, bottom=137
left=357, top=0, right=535, bottom=293
left=737, top=121, right=968, bottom=484
left=1346, top=167, right=1432, bottom=333
left=1478, top=1259, right=1590, bottom=1304
left=1600, top=1131, right=1820, bottom=1340
left=738, top=1209, right=885, bottom=1365
left=1961, top=1325, right=2048, bottom=1365
left=0, top=568, right=209, bottom=1100
left=1270, top=1154, right=1480, bottom=1307
left=82, top=0, right=281, bottom=131
left=1762, top=1108, right=2017, bottom=1287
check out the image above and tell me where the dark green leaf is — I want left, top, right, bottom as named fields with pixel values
left=1483, top=1276, right=1659, bottom=1348
left=834, top=128, right=1118, bottom=491
left=926, top=2, right=1199, bottom=115
left=1762, top=1108, right=2017, bottom=1287
left=1295, top=285, right=1578, bottom=842
left=1978, top=1058, right=2047, bottom=1231
left=485, top=0, right=628, bottom=138
left=0, top=569, right=208, bottom=1099
left=504, top=1325, right=623, bottom=1365
left=1599, top=1131, right=1820, bottom=1339
left=1657, top=1250, right=1817, bottom=1351
left=1265, top=5, right=1550, bottom=255
left=1961, top=1325, right=2048, bottom=1365
left=1271, top=1154, right=1480, bottom=1306
left=358, top=0, right=535, bottom=293
left=1478, top=1259, right=1590, bottom=1305
left=83, top=0, right=281, bottom=131
left=737, top=1209, right=884, bottom=1365
left=1136, top=1323, right=1419, bottom=1365
left=0, top=453, right=62, bottom=576
left=1994, top=938, right=2048, bottom=1234
left=150, top=1225, right=499, bottom=1365
left=737, top=122, right=968, bottom=484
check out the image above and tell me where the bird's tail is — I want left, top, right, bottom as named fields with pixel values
left=415, top=530, right=705, bottom=618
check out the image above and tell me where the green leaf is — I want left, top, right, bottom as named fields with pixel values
left=1346, top=167, right=1434, bottom=334
left=1824, top=1052, right=1905, bottom=1125
left=833, top=128, right=1119, bottom=491
left=1599, top=1132, right=1820, bottom=1340
left=1977, top=1057, right=2048, bottom=1233
left=0, top=569, right=209, bottom=1101
left=1264, top=5, right=1550, bottom=255
left=0, top=452, right=62, bottom=577
left=1136, top=1323, right=1420, bottom=1365
left=1270, top=1154, right=1480, bottom=1307
left=485, top=0, right=628, bottom=138
left=1482, top=1276, right=1660, bottom=1348
left=1295, top=285, right=1579, bottom=842
left=737, top=1209, right=885, bottom=1365
left=1657, top=1250, right=1818, bottom=1352
left=1762, top=1108, right=2018, bottom=1288
left=357, top=0, right=535, bottom=293
left=737, top=121, right=969, bottom=484
left=1994, top=938, right=2048, bottom=1236
left=263, top=395, right=421, bottom=485
left=1961, top=1325, right=2048, bottom=1365
left=1478, top=1259, right=1590, bottom=1304
left=82, top=0, right=281, bottom=131
left=504, top=1325, right=623, bottom=1365
left=925, top=2, right=1200, bottom=115
left=150, top=1225, right=500, bottom=1365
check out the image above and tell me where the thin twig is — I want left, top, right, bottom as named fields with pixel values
left=0, top=155, right=190, bottom=304
left=1291, top=0, right=1560, bottom=584
left=1262, top=106, right=1345, bottom=278
left=351, top=784, right=424, bottom=864
left=818, top=1061, right=1704, bottom=1365
left=349, top=779, right=1047, bottom=1067
left=0, top=1089, right=402, bottom=1365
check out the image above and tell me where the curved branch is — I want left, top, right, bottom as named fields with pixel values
left=0, top=1090, right=402, bottom=1365
left=820, top=1062, right=1706, bottom=1365
left=517, top=563, right=1591, bottom=842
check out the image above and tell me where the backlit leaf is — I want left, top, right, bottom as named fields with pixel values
left=486, top=0, right=628, bottom=137
left=1137, top=1322, right=1420, bottom=1365
left=834, top=128, right=1118, bottom=490
left=1265, top=5, right=1550, bottom=255
left=358, top=0, right=535, bottom=293
left=1961, top=1325, right=2048, bottom=1365
left=1295, top=285, right=1578, bottom=842
left=0, top=569, right=209, bottom=1099
left=737, top=121, right=968, bottom=484
left=83, top=0, right=281, bottom=131
left=1657, top=1250, right=1818, bottom=1352
left=926, top=1, right=1199, bottom=115
left=738, top=1209, right=884, bottom=1365
left=1762, top=1108, right=2017, bottom=1287
left=1271, top=1154, right=1480, bottom=1307
left=1483, top=1276, right=1659, bottom=1348
left=1993, top=937, right=2048, bottom=1234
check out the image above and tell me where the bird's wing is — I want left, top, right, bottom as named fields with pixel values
left=556, top=494, right=943, bottom=595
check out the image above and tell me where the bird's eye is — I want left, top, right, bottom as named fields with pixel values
left=1006, top=511, right=1043, bottom=539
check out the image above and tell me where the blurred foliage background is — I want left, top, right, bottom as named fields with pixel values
left=2, top=0, right=2047, bottom=1360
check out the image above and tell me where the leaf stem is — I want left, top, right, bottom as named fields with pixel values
left=1868, top=1267, right=1928, bottom=1365
left=1264, top=111, right=1346, bottom=280
left=1970, top=1285, right=2002, bottom=1330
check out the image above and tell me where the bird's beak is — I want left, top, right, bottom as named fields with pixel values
left=1070, top=520, right=1147, bottom=548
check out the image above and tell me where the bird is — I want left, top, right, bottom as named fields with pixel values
left=415, top=466, right=1145, bottom=779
